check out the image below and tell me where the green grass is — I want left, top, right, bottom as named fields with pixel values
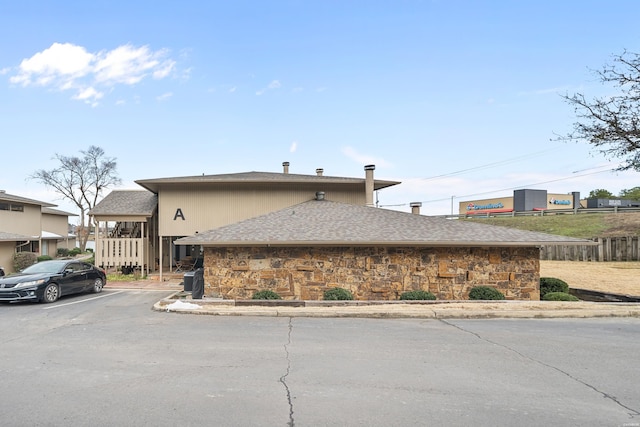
left=462, top=214, right=613, bottom=239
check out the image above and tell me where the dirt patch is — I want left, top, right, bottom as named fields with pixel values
left=601, top=212, right=640, bottom=237
left=540, top=260, right=640, bottom=296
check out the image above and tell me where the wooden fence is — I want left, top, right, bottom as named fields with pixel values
left=540, top=236, right=640, bottom=261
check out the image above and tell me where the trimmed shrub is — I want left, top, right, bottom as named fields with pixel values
left=400, top=290, right=436, bottom=300
left=57, top=248, right=70, bottom=257
left=37, top=255, right=53, bottom=262
left=323, top=287, right=354, bottom=300
left=468, top=286, right=505, bottom=300
left=252, top=290, right=282, bottom=300
left=542, top=292, right=579, bottom=301
left=540, top=277, right=569, bottom=298
left=13, top=252, right=37, bottom=272
left=69, top=247, right=82, bottom=256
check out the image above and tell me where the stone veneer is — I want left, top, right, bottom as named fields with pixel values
left=202, top=246, right=540, bottom=301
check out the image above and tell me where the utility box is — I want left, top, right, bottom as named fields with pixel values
left=192, top=268, right=204, bottom=299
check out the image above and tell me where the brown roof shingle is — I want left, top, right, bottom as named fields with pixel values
left=176, top=199, right=593, bottom=247
left=89, top=190, right=157, bottom=216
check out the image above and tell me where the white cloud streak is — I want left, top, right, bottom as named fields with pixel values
left=156, top=92, right=173, bottom=101
left=341, top=146, right=392, bottom=168
left=256, top=79, right=281, bottom=95
left=9, top=42, right=178, bottom=105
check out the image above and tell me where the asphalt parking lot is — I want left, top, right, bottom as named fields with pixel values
left=1, top=289, right=639, bottom=427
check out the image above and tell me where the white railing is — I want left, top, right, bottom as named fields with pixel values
left=98, top=238, right=144, bottom=268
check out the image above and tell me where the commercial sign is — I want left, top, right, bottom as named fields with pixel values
left=466, top=202, right=504, bottom=211
left=548, top=198, right=571, bottom=206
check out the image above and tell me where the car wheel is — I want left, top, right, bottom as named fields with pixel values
left=92, top=278, right=104, bottom=293
left=42, top=283, right=60, bottom=303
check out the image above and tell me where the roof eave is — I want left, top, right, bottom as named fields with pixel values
left=175, top=240, right=594, bottom=247
left=135, top=177, right=401, bottom=193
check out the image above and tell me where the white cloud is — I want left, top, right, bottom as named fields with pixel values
left=9, top=42, right=179, bottom=105
left=290, top=141, right=298, bottom=153
left=256, top=79, right=281, bottom=95
left=93, top=44, right=170, bottom=85
left=341, top=146, right=392, bottom=168
left=156, top=92, right=173, bottom=101
left=72, top=86, right=103, bottom=107
left=11, top=42, right=93, bottom=85
left=518, top=86, right=569, bottom=96
left=153, top=60, right=176, bottom=79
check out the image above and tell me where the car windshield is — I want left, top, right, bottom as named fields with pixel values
left=21, top=261, right=68, bottom=274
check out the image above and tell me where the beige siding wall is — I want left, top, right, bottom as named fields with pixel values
left=0, top=204, right=41, bottom=236
left=202, top=246, right=540, bottom=301
left=0, top=243, right=14, bottom=274
left=159, top=184, right=365, bottom=236
left=42, top=213, right=69, bottom=237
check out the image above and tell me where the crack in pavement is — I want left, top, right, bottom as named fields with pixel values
left=439, top=319, right=640, bottom=418
left=279, top=317, right=295, bottom=426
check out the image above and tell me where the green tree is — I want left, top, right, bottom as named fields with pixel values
left=31, top=146, right=121, bottom=251
left=561, top=50, right=640, bottom=171
left=619, top=186, right=640, bottom=200
left=588, top=189, right=615, bottom=199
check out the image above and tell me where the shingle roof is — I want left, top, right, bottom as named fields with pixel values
left=0, top=231, right=32, bottom=242
left=0, top=191, right=56, bottom=207
left=42, top=207, right=77, bottom=217
left=135, top=171, right=400, bottom=193
left=41, top=231, right=64, bottom=239
left=89, top=190, right=157, bottom=216
left=175, top=199, right=593, bottom=247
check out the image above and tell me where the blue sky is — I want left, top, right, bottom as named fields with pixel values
left=1, top=0, right=640, bottom=218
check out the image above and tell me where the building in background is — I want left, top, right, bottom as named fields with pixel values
left=460, top=189, right=582, bottom=215
left=0, top=191, right=76, bottom=274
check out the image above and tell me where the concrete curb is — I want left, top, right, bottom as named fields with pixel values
left=152, top=293, right=640, bottom=319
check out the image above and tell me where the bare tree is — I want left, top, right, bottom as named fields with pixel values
left=561, top=50, right=640, bottom=171
left=32, top=146, right=121, bottom=251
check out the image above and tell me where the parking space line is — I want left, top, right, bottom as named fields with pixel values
left=42, top=290, right=126, bottom=310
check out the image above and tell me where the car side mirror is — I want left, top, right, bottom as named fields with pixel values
left=64, top=268, right=74, bottom=275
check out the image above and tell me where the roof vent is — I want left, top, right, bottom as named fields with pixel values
left=283, top=162, right=290, bottom=174
left=316, top=168, right=324, bottom=176
left=315, top=191, right=325, bottom=201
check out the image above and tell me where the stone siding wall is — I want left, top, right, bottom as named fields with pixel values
left=202, top=246, right=540, bottom=301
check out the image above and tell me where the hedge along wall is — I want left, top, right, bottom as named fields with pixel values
left=202, top=246, right=541, bottom=301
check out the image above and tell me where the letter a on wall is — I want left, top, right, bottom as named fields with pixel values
left=174, top=208, right=186, bottom=221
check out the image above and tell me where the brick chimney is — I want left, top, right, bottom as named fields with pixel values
left=365, top=164, right=375, bottom=207
left=282, top=162, right=290, bottom=174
